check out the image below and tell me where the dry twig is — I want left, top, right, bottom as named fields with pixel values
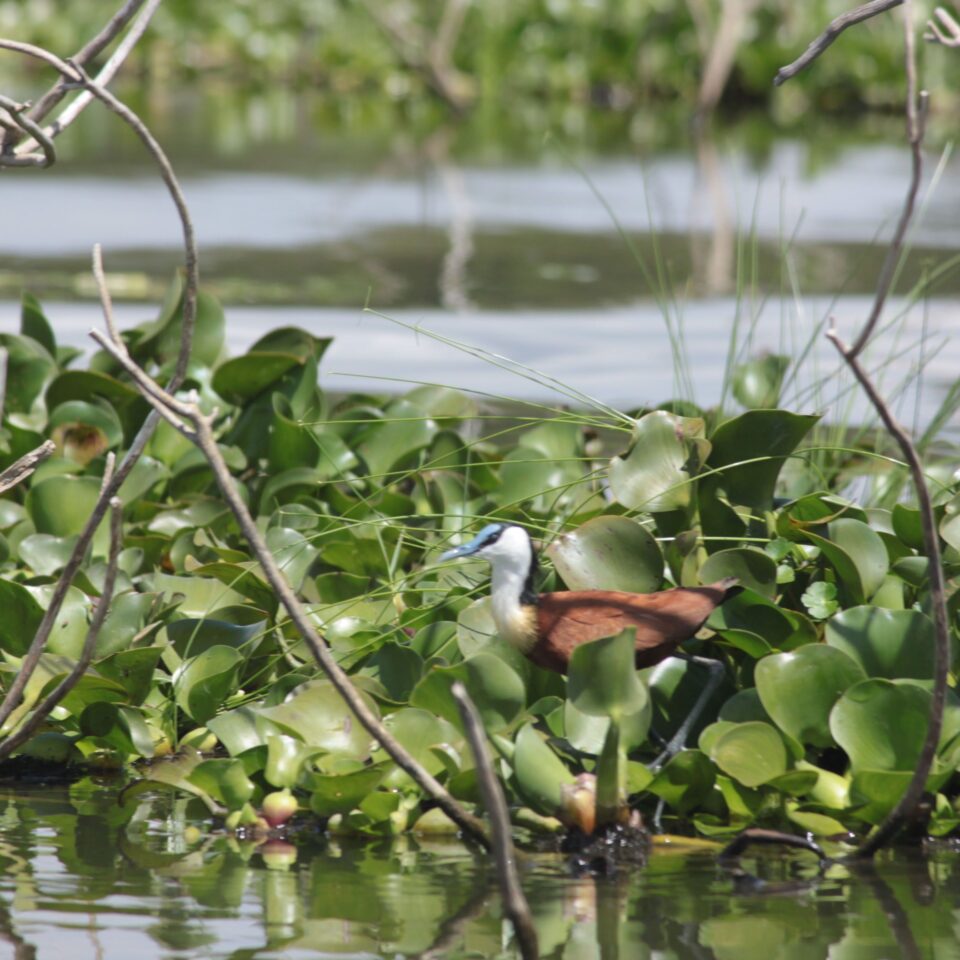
left=0, top=494, right=124, bottom=760
left=774, top=0, right=904, bottom=85
left=826, top=0, right=950, bottom=859
left=0, top=441, right=56, bottom=496
left=88, top=320, right=491, bottom=849
left=925, top=5, right=960, bottom=45
left=0, top=0, right=151, bottom=159
left=452, top=682, right=538, bottom=960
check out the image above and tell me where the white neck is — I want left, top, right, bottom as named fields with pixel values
left=488, top=547, right=537, bottom=653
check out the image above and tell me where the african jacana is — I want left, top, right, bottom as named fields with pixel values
left=440, top=522, right=740, bottom=761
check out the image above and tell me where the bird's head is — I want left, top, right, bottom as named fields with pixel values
left=439, top=523, right=536, bottom=578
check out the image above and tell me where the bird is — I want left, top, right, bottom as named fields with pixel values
left=439, top=522, right=740, bottom=675
left=440, top=521, right=741, bottom=767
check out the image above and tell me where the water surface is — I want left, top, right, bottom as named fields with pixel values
left=1, top=779, right=958, bottom=959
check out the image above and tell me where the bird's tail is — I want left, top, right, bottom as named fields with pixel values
left=717, top=576, right=743, bottom=602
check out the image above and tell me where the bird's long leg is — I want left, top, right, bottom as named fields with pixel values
left=648, top=655, right=725, bottom=773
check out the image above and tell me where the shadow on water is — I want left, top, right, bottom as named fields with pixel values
left=0, top=780, right=958, bottom=958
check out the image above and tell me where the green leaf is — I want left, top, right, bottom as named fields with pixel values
left=568, top=629, right=649, bottom=722
left=21, top=291, right=56, bottom=356
left=647, top=749, right=716, bottom=812
left=699, top=547, right=777, bottom=599
left=731, top=354, right=790, bottom=409
left=96, top=647, right=163, bottom=705
left=609, top=410, right=708, bottom=512
left=707, top=410, right=819, bottom=511
left=755, top=645, right=866, bottom=748
left=825, top=606, right=939, bottom=680
left=307, top=766, right=387, bottom=817
left=260, top=679, right=378, bottom=759
left=174, top=645, right=245, bottom=724
left=26, top=476, right=103, bottom=538
left=546, top=516, right=663, bottom=593
left=709, top=721, right=788, bottom=787
left=410, top=653, right=526, bottom=733
left=512, top=723, right=575, bottom=816
left=356, top=399, right=437, bottom=479
left=188, top=758, right=256, bottom=809
left=830, top=678, right=938, bottom=773
left=379, top=708, right=458, bottom=789
left=802, top=518, right=889, bottom=603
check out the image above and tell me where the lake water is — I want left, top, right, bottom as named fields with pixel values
left=1, top=778, right=958, bottom=959
left=1, top=90, right=958, bottom=428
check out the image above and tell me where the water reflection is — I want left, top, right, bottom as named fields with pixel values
left=1, top=781, right=960, bottom=958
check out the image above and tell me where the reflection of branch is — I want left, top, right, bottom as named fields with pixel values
left=826, top=1, right=951, bottom=860
left=774, top=0, right=903, bottom=86
left=360, top=0, right=472, bottom=113
left=0, top=495, right=123, bottom=760
left=427, top=131, right=475, bottom=312
left=848, top=862, right=921, bottom=960
left=89, top=321, right=492, bottom=852
left=452, top=682, right=537, bottom=960
left=418, top=881, right=493, bottom=960
left=696, top=0, right=762, bottom=116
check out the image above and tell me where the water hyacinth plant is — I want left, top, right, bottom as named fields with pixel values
left=1, top=274, right=958, bottom=845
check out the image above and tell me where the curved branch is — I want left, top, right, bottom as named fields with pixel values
left=828, top=1, right=950, bottom=860
left=0, top=39, right=197, bottom=732
left=774, top=0, right=904, bottom=85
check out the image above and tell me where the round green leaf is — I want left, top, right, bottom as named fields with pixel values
left=803, top=518, right=888, bottom=603
left=568, top=629, right=649, bottom=721
left=261, top=679, right=379, bottom=759
left=410, top=653, right=526, bottom=733
left=512, top=723, right=575, bottom=816
left=609, top=410, right=707, bottom=512
left=26, top=475, right=102, bottom=538
left=731, top=354, right=790, bottom=409
left=707, top=410, right=819, bottom=511
left=174, top=645, right=245, bottom=724
left=546, top=515, right=663, bottom=593
left=710, top=721, right=788, bottom=787
left=830, top=678, right=932, bottom=773
left=825, top=606, right=938, bottom=680
left=700, top=547, right=777, bottom=599
left=755, top=645, right=866, bottom=748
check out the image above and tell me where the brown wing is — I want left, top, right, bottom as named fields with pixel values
left=532, top=580, right=737, bottom=673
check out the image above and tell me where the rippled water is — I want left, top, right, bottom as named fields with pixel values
left=1, top=89, right=958, bottom=428
left=1, top=779, right=958, bottom=959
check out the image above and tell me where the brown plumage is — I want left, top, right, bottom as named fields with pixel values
left=530, top=580, right=739, bottom=674
left=440, top=523, right=740, bottom=675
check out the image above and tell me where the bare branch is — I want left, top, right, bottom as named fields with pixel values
left=829, top=1, right=950, bottom=860
left=452, top=682, right=538, bottom=960
left=0, top=454, right=116, bottom=730
left=774, top=0, right=904, bottom=85
left=0, top=440, right=56, bottom=495
left=15, top=0, right=147, bottom=135
left=91, top=323, right=491, bottom=849
left=23, top=0, right=163, bottom=154
left=0, top=496, right=124, bottom=760
left=925, top=5, right=960, bottom=45
left=0, top=95, right=55, bottom=167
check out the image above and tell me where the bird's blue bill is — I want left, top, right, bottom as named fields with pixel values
left=439, top=523, right=504, bottom=561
